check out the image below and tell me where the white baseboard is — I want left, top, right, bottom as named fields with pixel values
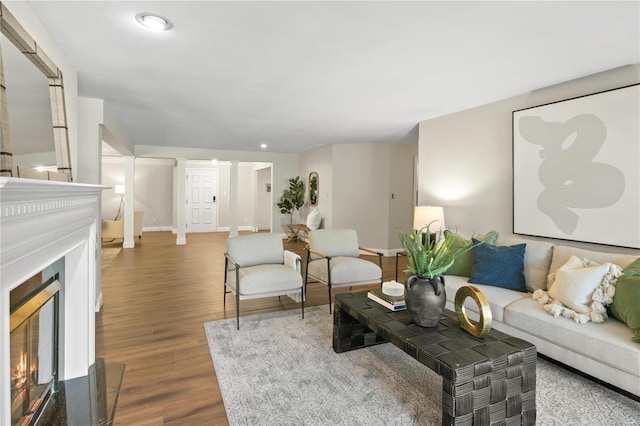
left=217, top=226, right=256, bottom=232
left=143, top=226, right=173, bottom=232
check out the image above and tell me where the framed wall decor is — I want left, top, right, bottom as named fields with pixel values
left=513, top=83, right=640, bottom=249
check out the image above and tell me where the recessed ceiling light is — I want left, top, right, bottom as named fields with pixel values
left=135, top=13, right=173, bottom=31
left=260, top=144, right=268, bottom=149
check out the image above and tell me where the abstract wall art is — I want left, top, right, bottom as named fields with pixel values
left=513, top=84, right=640, bottom=249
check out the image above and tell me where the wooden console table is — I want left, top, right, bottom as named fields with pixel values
left=333, top=292, right=537, bottom=426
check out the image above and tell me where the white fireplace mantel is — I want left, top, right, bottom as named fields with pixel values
left=0, top=177, right=106, bottom=424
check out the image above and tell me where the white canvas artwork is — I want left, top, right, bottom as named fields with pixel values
left=513, top=84, right=640, bottom=249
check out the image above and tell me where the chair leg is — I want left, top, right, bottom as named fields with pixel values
left=236, top=293, right=240, bottom=330
left=304, top=266, right=309, bottom=295
left=301, top=286, right=305, bottom=320
left=223, top=262, right=228, bottom=307
left=328, top=286, right=332, bottom=313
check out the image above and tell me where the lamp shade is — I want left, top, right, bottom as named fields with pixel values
left=115, top=185, right=125, bottom=195
left=413, top=206, right=445, bottom=232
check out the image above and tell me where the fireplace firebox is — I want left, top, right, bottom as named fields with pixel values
left=9, top=275, right=60, bottom=426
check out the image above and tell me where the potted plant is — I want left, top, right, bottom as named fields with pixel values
left=397, top=224, right=476, bottom=327
left=277, top=176, right=305, bottom=225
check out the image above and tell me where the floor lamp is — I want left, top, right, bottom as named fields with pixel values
left=114, top=185, right=125, bottom=220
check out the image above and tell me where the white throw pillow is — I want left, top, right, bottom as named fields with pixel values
left=306, top=210, right=321, bottom=231
left=534, top=255, right=623, bottom=323
left=547, top=255, right=598, bottom=291
left=548, top=263, right=609, bottom=313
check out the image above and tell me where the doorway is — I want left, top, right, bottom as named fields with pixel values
left=186, top=168, right=218, bottom=233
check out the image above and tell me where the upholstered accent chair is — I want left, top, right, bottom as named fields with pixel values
left=101, top=211, right=144, bottom=241
left=224, top=233, right=304, bottom=329
left=305, top=229, right=383, bottom=312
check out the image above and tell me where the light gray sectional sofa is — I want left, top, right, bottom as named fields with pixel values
left=443, top=236, right=640, bottom=397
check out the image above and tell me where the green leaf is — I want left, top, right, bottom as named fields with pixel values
left=397, top=222, right=469, bottom=279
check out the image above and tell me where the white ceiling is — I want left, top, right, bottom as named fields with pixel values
left=25, top=1, right=640, bottom=154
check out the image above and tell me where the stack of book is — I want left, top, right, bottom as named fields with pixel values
left=367, top=289, right=406, bottom=311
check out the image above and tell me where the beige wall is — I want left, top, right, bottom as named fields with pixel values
left=332, top=143, right=416, bottom=251
left=419, top=64, right=640, bottom=254
left=237, top=163, right=255, bottom=228
left=388, top=144, right=418, bottom=245
left=136, top=145, right=297, bottom=233
left=332, top=144, right=390, bottom=249
left=103, top=157, right=277, bottom=232
left=256, top=166, right=272, bottom=230
left=102, top=157, right=174, bottom=228
left=300, top=142, right=417, bottom=252
left=135, top=159, right=174, bottom=228
left=216, top=163, right=231, bottom=228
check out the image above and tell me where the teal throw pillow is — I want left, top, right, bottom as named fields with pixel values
left=610, top=258, right=640, bottom=343
left=444, top=230, right=498, bottom=277
left=469, top=239, right=526, bottom=291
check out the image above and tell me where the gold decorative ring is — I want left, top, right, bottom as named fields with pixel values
left=454, top=285, right=492, bottom=337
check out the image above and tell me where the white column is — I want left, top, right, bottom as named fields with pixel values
left=176, top=158, right=187, bottom=245
left=76, top=97, right=104, bottom=311
left=122, top=156, right=136, bottom=248
left=229, top=161, right=239, bottom=237
left=76, top=98, right=103, bottom=185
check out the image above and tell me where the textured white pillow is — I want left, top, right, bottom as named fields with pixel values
left=548, top=263, right=609, bottom=313
left=547, top=255, right=597, bottom=291
left=306, top=210, right=322, bottom=231
left=547, top=245, right=638, bottom=288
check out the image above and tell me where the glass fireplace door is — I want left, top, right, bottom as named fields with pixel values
left=10, top=281, right=59, bottom=425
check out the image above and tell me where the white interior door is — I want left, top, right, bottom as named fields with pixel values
left=186, top=168, right=218, bottom=233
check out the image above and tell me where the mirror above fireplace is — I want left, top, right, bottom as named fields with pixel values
left=0, top=1, right=73, bottom=181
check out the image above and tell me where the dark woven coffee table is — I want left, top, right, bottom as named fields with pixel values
left=333, top=292, right=536, bottom=426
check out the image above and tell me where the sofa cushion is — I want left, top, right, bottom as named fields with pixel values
left=444, top=275, right=529, bottom=322
left=469, top=239, right=526, bottom=291
left=227, top=264, right=302, bottom=296
left=548, top=245, right=639, bottom=287
left=610, top=258, right=640, bottom=342
left=307, top=256, right=381, bottom=287
left=497, top=236, right=554, bottom=292
left=505, top=297, right=640, bottom=377
left=444, top=230, right=498, bottom=276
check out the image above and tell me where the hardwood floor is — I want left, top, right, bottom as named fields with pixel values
left=97, top=231, right=408, bottom=425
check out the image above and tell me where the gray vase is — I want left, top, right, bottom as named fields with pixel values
left=404, top=275, right=446, bottom=327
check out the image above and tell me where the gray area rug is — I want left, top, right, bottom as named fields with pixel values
left=101, top=247, right=121, bottom=273
left=204, top=306, right=640, bottom=425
